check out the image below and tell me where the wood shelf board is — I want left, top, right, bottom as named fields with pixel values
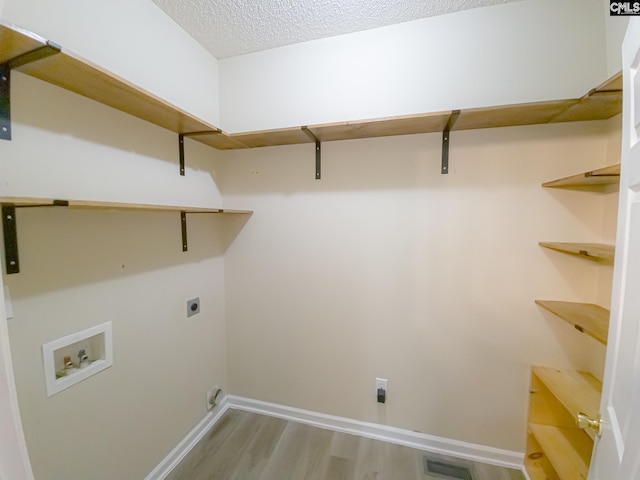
left=0, top=21, right=48, bottom=64
left=535, top=300, right=609, bottom=344
left=226, top=127, right=314, bottom=149
left=526, top=431, right=561, bottom=480
left=531, top=367, right=602, bottom=424
left=528, top=424, right=591, bottom=480
left=0, top=197, right=252, bottom=215
left=453, top=100, right=578, bottom=131
left=539, top=242, right=615, bottom=263
left=306, top=111, right=453, bottom=142
left=551, top=91, right=622, bottom=123
left=525, top=464, right=557, bottom=480
left=542, top=164, right=621, bottom=189
left=16, top=50, right=219, bottom=135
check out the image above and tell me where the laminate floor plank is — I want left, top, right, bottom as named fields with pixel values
left=167, top=409, right=526, bottom=480
left=228, top=415, right=288, bottom=480
left=165, top=408, right=246, bottom=480
left=352, top=436, right=388, bottom=479
left=258, top=421, right=333, bottom=480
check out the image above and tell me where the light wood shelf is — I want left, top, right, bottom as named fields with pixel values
left=542, top=164, right=621, bottom=190
left=539, top=242, right=615, bottom=264
left=535, top=300, right=609, bottom=344
left=526, top=367, right=601, bottom=479
left=0, top=197, right=252, bottom=215
left=1, top=21, right=622, bottom=152
left=531, top=367, right=602, bottom=429
left=528, top=423, right=591, bottom=480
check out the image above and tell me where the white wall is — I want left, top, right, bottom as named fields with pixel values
left=219, top=0, right=608, bottom=133
left=1, top=0, right=221, bottom=127
left=0, top=72, right=230, bottom=478
left=603, top=0, right=629, bottom=76
left=221, top=119, right=616, bottom=451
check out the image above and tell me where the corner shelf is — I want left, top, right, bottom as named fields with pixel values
left=539, top=242, right=615, bottom=264
left=0, top=197, right=252, bottom=274
left=528, top=159, right=618, bottom=479
left=526, top=367, right=602, bottom=480
left=535, top=300, right=609, bottom=345
left=542, top=164, right=621, bottom=190
left=0, top=20, right=622, bottom=152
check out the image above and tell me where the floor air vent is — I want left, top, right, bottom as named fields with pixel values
left=423, top=457, right=473, bottom=480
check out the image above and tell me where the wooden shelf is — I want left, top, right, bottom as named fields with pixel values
left=542, top=164, right=621, bottom=190
left=0, top=197, right=252, bottom=215
left=0, top=197, right=252, bottom=274
left=528, top=423, right=591, bottom=480
left=1, top=21, right=622, bottom=152
left=539, top=242, right=615, bottom=263
left=535, top=300, right=609, bottom=344
left=531, top=367, right=602, bottom=428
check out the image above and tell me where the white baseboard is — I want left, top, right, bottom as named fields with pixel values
left=227, top=395, right=525, bottom=470
left=144, top=396, right=230, bottom=480
left=146, top=394, right=525, bottom=479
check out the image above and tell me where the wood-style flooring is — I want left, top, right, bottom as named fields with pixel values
left=166, top=409, right=525, bottom=480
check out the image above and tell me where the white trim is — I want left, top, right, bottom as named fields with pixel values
left=0, top=274, right=34, bottom=480
left=226, top=395, right=525, bottom=469
left=144, top=396, right=230, bottom=480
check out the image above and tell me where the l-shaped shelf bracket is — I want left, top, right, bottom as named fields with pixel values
left=441, top=110, right=460, bottom=174
left=2, top=200, right=69, bottom=274
left=301, top=126, right=321, bottom=179
left=178, top=130, right=221, bottom=175
left=1, top=42, right=62, bottom=140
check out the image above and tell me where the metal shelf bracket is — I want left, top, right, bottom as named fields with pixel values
left=441, top=110, right=460, bottom=174
left=181, top=211, right=188, bottom=251
left=2, top=200, right=69, bottom=274
left=302, top=126, right=321, bottom=179
left=178, top=130, right=221, bottom=176
left=1, top=42, right=62, bottom=140
left=2, top=205, right=19, bottom=273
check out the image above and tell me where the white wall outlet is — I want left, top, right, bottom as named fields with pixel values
left=376, top=377, right=388, bottom=399
left=206, top=385, right=222, bottom=410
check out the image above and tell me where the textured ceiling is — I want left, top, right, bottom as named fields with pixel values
left=152, top=0, right=522, bottom=59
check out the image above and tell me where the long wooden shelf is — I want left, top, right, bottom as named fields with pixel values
left=0, top=197, right=252, bottom=214
left=528, top=423, right=591, bottom=480
left=539, top=242, right=615, bottom=264
left=0, top=21, right=622, bottom=152
left=535, top=300, right=609, bottom=344
left=542, top=164, right=621, bottom=190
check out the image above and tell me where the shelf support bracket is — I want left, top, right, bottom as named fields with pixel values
left=441, top=110, right=460, bottom=175
left=302, top=126, right=321, bottom=180
left=2, top=205, right=19, bottom=274
left=1, top=42, right=62, bottom=140
left=178, top=130, right=221, bottom=176
left=181, top=211, right=188, bottom=252
left=1, top=200, right=69, bottom=274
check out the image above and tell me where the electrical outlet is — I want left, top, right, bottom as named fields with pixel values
left=376, top=377, right=388, bottom=403
left=187, top=298, right=200, bottom=317
left=206, top=385, right=222, bottom=410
